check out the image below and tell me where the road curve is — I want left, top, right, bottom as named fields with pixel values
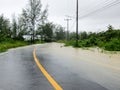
left=0, top=43, right=120, bottom=90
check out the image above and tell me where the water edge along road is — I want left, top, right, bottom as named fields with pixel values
left=0, top=43, right=120, bottom=90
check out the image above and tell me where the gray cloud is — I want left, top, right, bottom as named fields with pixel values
left=0, top=0, right=120, bottom=32
left=43, top=0, right=120, bottom=32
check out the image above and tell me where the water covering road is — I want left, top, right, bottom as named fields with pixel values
left=0, top=43, right=120, bottom=90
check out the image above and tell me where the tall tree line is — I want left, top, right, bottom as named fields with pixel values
left=0, top=15, right=11, bottom=41
left=66, top=25, right=120, bottom=51
left=0, top=0, right=48, bottom=42
left=0, top=0, right=67, bottom=43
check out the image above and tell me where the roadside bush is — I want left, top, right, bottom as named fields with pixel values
left=104, top=38, right=120, bottom=51
left=65, top=39, right=75, bottom=46
left=0, top=40, right=28, bottom=52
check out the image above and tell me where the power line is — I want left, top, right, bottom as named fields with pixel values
left=68, top=0, right=120, bottom=19
left=70, top=20, right=76, bottom=31
left=79, top=0, right=120, bottom=19
left=68, top=0, right=120, bottom=34
left=79, top=0, right=113, bottom=14
left=69, top=0, right=111, bottom=31
left=64, top=17, right=71, bottom=40
left=79, top=0, right=120, bottom=18
left=69, top=0, right=113, bottom=31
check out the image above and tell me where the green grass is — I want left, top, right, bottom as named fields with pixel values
left=0, top=38, right=46, bottom=53
left=61, top=38, right=120, bottom=51
left=0, top=40, right=29, bottom=52
left=35, top=40, right=45, bottom=44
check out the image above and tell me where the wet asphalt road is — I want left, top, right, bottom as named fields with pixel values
left=0, top=43, right=120, bottom=90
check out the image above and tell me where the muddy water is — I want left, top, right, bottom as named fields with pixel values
left=0, top=43, right=119, bottom=90
left=36, top=43, right=120, bottom=90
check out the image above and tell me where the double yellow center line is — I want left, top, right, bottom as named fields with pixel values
left=33, top=49, right=63, bottom=90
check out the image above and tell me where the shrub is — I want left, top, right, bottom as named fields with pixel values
left=104, top=38, right=120, bottom=51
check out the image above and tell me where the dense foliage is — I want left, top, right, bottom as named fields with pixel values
left=65, top=25, right=120, bottom=51
left=0, top=0, right=120, bottom=52
left=0, top=0, right=48, bottom=52
left=0, top=15, right=11, bottom=41
left=0, top=38, right=29, bottom=52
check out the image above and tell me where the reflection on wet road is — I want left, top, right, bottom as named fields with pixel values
left=0, top=46, right=53, bottom=90
left=0, top=43, right=120, bottom=90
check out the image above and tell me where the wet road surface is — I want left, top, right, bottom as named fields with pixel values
left=0, top=43, right=120, bottom=90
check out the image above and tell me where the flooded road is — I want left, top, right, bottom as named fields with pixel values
left=0, top=45, right=53, bottom=90
left=0, top=43, right=120, bottom=90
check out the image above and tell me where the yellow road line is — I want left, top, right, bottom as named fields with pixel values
left=33, top=49, right=63, bottom=90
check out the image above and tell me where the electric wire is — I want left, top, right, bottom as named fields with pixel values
left=69, top=0, right=120, bottom=31
left=79, top=0, right=120, bottom=19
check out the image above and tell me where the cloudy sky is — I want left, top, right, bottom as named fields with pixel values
left=0, top=0, right=120, bottom=32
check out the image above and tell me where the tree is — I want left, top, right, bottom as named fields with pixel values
left=0, top=15, right=11, bottom=41
left=107, top=25, right=114, bottom=31
left=21, top=0, right=48, bottom=43
left=41, top=23, right=54, bottom=42
left=69, top=32, right=76, bottom=40
left=79, top=31, right=88, bottom=40
left=11, top=16, right=18, bottom=39
left=55, top=25, right=66, bottom=40
left=105, top=25, right=115, bottom=41
left=17, top=11, right=30, bottom=40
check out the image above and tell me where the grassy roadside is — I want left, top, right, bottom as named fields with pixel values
left=0, top=41, right=29, bottom=52
left=0, top=38, right=46, bottom=53
left=58, top=39, right=120, bottom=52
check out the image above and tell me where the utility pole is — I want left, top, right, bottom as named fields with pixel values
left=64, top=18, right=71, bottom=41
left=76, top=0, right=79, bottom=46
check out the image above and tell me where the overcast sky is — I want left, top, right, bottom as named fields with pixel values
left=0, top=0, right=120, bottom=32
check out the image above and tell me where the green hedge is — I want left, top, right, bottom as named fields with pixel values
left=0, top=40, right=28, bottom=52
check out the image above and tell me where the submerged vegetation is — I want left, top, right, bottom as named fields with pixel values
left=63, top=25, right=120, bottom=51
left=0, top=0, right=120, bottom=52
left=0, top=0, right=47, bottom=52
left=0, top=39, right=29, bottom=52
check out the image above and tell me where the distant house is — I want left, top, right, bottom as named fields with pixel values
left=23, top=35, right=41, bottom=41
left=23, top=35, right=31, bottom=41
